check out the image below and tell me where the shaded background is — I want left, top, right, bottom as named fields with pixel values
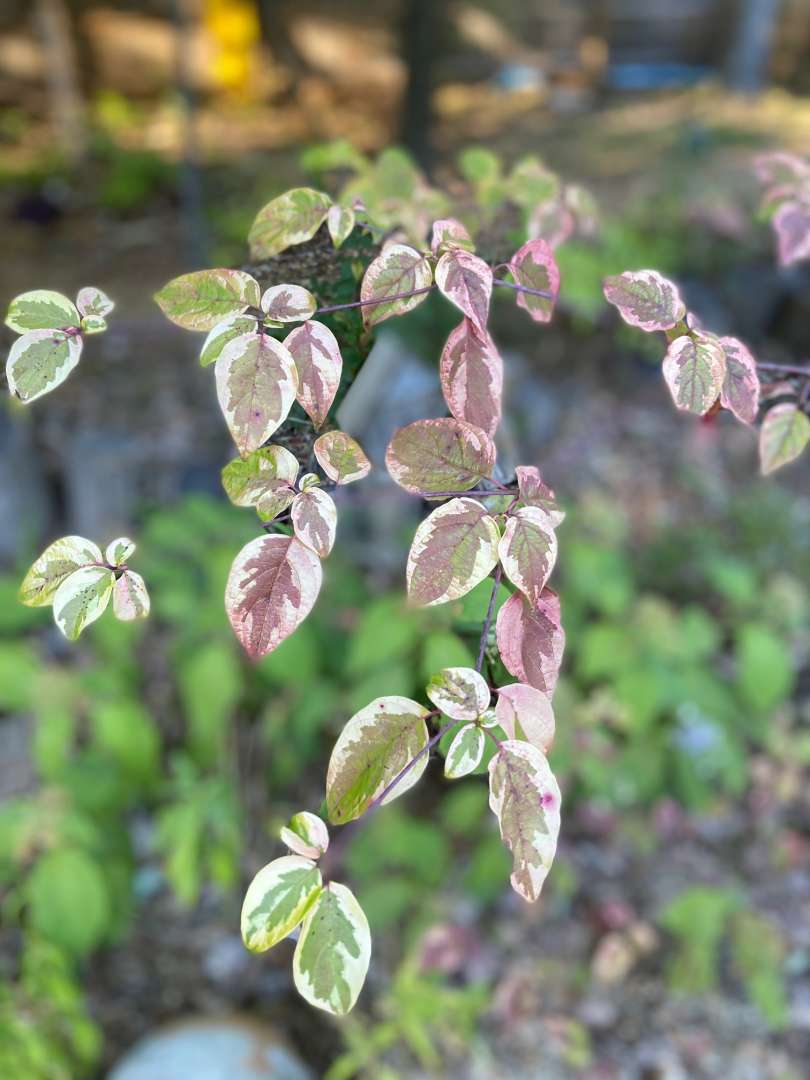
left=1, top=2, right=810, bottom=1077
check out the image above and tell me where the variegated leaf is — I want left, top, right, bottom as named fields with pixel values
left=291, top=487, right=337, bottom=557
left=407, top=497, right=500, bottom=607
left=6, top=329, right=82, bottom=403
left=19, top=536, right=103, bottom=608
left=759, top=403, right=810, bottom=475
left=199, top=312, right=259, bottom=368
left=241, top=855, right=322, bottom=952
left=444, top=724, right=485, bottom=779
left=52, top=565, right=114, bottom=640
left=527, top=199, right=575, bottom=250
left=718, top=336, right=760, bottom=425
left=249, top=188, right=332, bottom=259
left=754, top=151, right=810, bottom=187
left=154, top=270, right=260, bottom=331
left=6, top=290, right=80, bottom=334
left=426, top=666, right=490, bottom=721
left=260, top=284, right=317, bottom=323
left=284, top=321, right=342, bottom=428
left=515, top=466, right=564, bottom=525
left=225, top=535, right=322, bottom=659
left=772, top=200, right=810, bottom=266
left=603, top=270, right=686, bottom=332
left=293, top=882, right=371, bottom=1015
left=495, top=683, right=555, bottom=752
left=325, top=696, right=429, bottom=823
left=430, top=218, right=475, bottom=255
left=313, top=431, right=371, bottom=485
left=440, top=319, right=503, bottom=438
left=215, top=332, right=298, bottom=455
left=80, top=315, right=106, bottom=335
left=298, top=472, right=320, bottom=492
left=360, top=243, right=433, bottom=327
left=662, top=333, right=725, bottom=415
left=385, top=418, right=496, bottom=495
left=488, top=739, right=561, bottom=903
left=434, top=249, right=492, bottom=334
left=498, top=507, right=558, bottom=605
left=507, top=239, right=560, bottom=323
left=76, top=287, right=114, bottom=319
left=280, top=812, right=329, bottom=860
left=105, top=537, right=135, bottom=566
left=564, top=184, right=600, bottom=236
left=112, top=570, right=150, bottom=622
left=495, top=589, right=565, bottom=694
left=221, top=445, right=299, bottom=513
left=327, top=203, right=355, bottom=248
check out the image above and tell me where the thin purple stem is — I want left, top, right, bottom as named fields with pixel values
left=415, top=485, right=512, bottom=500
left=757, top=361, right=810, bottom=377
left=312, top=277, right=554, bottom=318
left=476, top=564, right=503, bottom=674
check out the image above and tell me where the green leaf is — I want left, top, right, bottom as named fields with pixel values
left=759, top=403, right=810, bottom=474
left=6, top=290, right=80, bottom=333
left=177, top=640, right=242, bottom=766
left=326, top=696, right=429, bottom=824
left=19, top=536, right=103, bottom=608
left=89, top=700, right=160, bottom=787
left=154, top=269, right=260, bottom=331
left=221, top=444, right=298, bottom=518
left=6, top=329, right=83, bottom=403
left=735, top=623, right=794, bottom=713
left=27, top=848, right=111, bottom=956
left=240, top=854, right=322, bottom=952
left=346, top=596, right=420, bottom=675
left=293, top=881, right=371, bottom=1014
left=52, top=566, right=115, bottom=640
left=248, top=187, right=332, bottom=259
left=199, top=312, right=259, bottom=367
left=444, top=723, right=485, bottom=778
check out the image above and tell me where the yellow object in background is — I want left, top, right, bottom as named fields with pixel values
left=204, top=0, right=261, bottom=98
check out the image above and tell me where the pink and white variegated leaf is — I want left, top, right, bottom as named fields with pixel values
left=154, top=269, right=260, bottom=331
left=326, top=696, right=430, bottom=824
left=76, top=287, right=114, bottom=320
left=6, top=329, right=83, bottom=404
left=221, top=446, right=299, bottom=521
left=444, top=724, right=485, bottom=779
left=248, top=188, right=332, bottom=260
left=495, top=683, right=555, bottom=753
left=313, top=431, right=371, bottom=485
left=439, top=319, right=503, bottom=438
left=407, top=497, right=500, bottom=607
left=215, top=332, right=298, bottom=455
left=426, top=666, right=490, bottom=721
left=327, top=203, right=355, bottom=248
left=753, top=151, right=810, bottom=188
left=662, top=332, right=726, bottom=415
left=360, top=244, right=433, bottom=327
left=527, top=199, right=575, bottom=250
left=112, top=570, right=150, bottom=622
left=515, top=467, right=564, bottom=526
left=434, top=249, right=492, bottom=335
left=284, top=321, right=342, bottom=429
left=291, top=487, right=337, bottom=557
left=718, top=336, right=760, bottom=425
left=507, top=239, right=560, bottom=323
left=495, top=589, right=565, bottom=694
left=385, top=418, right=496, bottom=495
left=489, top=739, right=561, bottom=903
left=759, top=403, right=810, bottom=475
left=280, top=811, right=329, bottom=860
left=430, top=218, right=475, bottom=256
left=772, top=200, right=810, bottom=266
left=5, top=290, right=80, bottom=334
left=603, top=270, right=686, bottom=332
left=498, top=507, right=558, bottom=606
left=225, top=534, right=322, bottom=659
left=260, top=284, right=317, bottom=323
left=199, top=312, right=260, bottom=368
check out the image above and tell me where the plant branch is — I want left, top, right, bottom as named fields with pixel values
left=415, top=485, right=511, bottom=499
left=312, top=277, right=554, bottom=318
left=476, top=564, right=503, bottom=673
left=756, top=361, right=810, bottom=377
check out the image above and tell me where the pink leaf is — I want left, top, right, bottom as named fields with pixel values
left=495, top=683, right=556, bottom=753
left=360, top=244, right=433, bottom=327
left=527, top=200, right=575, bottom=249
left=225, top=534, right=322, bottom=659
left=515, top=466, right=564, bottom=526
left=407, top=497, right=500, bottom=607
left=495, top=589, right=565, bottom=693
left=662, top=333, right=725, bottom=415
left=507, top=239, right=560, bottom=323
left=291, top=487, right=337, bottom=557
left=385, top=417, right=496, bottom=495
left=284, top=320, right=342, bottom=429
left=430, top=218, right=474, bottom=255
left=313, top=431, right=371, bottom=485
left=434, top=249, right=492, bottom=334
left=215, top=332, right=298, bottom=455
left=498, top=507, right=558, bottom=605
left=603, top=270, right=686, bottom=332
left=439, top=319, right=503, bottom=438
left=753, top=151, right=810, bottom=187
left=718, top=337, right=760, bottom=425
left=772, top=200, right=810, bottom=266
